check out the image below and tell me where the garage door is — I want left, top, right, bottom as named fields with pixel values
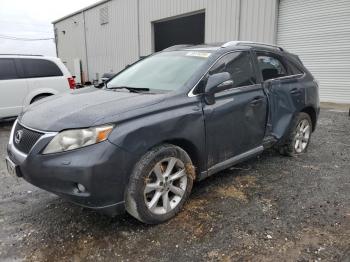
left=277, top=0, right=350, bottom=104
left=153, top=12, right=205, bottom=52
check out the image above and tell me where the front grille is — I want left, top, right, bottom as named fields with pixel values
left=13, top=122, right=43, bottom=154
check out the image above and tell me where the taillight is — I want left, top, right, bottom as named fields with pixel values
left=68, top=77, right=76, bottom=89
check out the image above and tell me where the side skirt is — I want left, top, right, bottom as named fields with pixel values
left=198, top=146, right=264, bottom=181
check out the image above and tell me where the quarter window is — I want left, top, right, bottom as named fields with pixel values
left=286, top=58, right=305, bottom=75
left=21, top=59, right=63, bottom=78
left=257, top=55, right=287, bottom=81
left=209, top=52, right=257, bottom=88
left=0, top=59, right=18, bottom=80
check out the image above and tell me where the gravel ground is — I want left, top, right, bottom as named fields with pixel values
left=0, top=109, right=349, bottom=262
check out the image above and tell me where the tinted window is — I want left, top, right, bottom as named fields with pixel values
left=209, top=52, right=257, bottom=88
left=286, top=58, right=305, bottom=75
left=0, top=59, right=18, bottom=80
left=257, top=55, right=287, bottom=81
left=21, top=59, right=63, bottom=78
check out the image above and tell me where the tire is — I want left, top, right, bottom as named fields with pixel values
left=278, top=112, right=313, bottom=156
left=31, top=95, right=50, bottom=104
left=125, top=144, right=194, bottom=224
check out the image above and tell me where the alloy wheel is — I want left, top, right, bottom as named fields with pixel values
left=294, top=119, right=311, bottom=153
left=144, top=157, right=188, bottom=215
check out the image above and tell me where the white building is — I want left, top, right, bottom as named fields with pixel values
left=53, top=0, right=350, bottom=104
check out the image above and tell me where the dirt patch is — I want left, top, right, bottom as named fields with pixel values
left=185, top=163, right=196, bottom=181
left=170, top=198, right=216, bottom=239
left=216, top=185, right=248, bottom=202
left=215, top=175, right=257, bottom=201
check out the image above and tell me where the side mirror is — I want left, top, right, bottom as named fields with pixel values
left=93, top=80, right=104, bottom=88
left=204, top=72, right=234, bottom=105
left=97, top=82, right=105, bottom=88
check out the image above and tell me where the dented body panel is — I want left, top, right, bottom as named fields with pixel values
left=108, top=95, right=207, bottom=173
left=262, top=53, right=319, bottom=140
left=7, top=43, right=319, bottom=215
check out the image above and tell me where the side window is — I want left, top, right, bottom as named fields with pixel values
left=257, top=54, right=288, bottom=81
left=285, top=58, right=305, bottom=75
left=209, top=52, right=257, bottom=88
left=21, top=59, right=63, bottom=78
left=0, top=59, right=19, bottom=80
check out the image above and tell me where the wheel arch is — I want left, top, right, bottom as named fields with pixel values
left=157, top=138, right=202, bottom=177
left=300, top=106, right=317, bottom=131
left=24, top=88, right=59, bottom=106
left=30, top=93, right=54, bottom=104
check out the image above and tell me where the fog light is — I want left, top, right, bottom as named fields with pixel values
left=77, top=183, right=86, bottom=193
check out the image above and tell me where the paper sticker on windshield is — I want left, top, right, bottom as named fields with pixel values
left=185, top=52, right=211, bottom=58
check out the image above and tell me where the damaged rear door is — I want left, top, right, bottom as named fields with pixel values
left=255, top=51, right=306, bottom=140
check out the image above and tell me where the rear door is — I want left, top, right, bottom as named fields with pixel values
left=254, top=51, right=306, bottom=139
left=20, top=58, right=67, bottom=103
left=0, top=58, right=28, bottom=118
left=203, top=51, right=267, bottom=168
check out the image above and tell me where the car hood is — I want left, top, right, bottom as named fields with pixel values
left=19, top=87, right=166, bottom=131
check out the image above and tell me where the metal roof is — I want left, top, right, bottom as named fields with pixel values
left=52, top=0, right=111, bottom=24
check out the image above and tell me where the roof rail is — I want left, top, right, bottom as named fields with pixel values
left=0, top=54, right=43, bottom=56
left=221, top=41, right=284, bottom=51
left=162, top=44, right=193, bottom=51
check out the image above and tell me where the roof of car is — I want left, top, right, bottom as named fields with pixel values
left=163, top=41, right=284, bottom=53
left=0, top=54, right=43, bottom=56
left=0, top=54, right=60, bottom=60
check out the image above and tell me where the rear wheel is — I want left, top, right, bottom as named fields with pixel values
left=125, top=144, right=194, bottom=224
left=278, top=112, right=312, bottom=156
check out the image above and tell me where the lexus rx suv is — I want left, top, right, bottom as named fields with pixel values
left=0, top=55, right=76, bottom=120
left=6, top=41, right=319, bottom=224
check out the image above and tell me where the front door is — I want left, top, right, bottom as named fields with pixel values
left=202, top=51, right=267, bottom=169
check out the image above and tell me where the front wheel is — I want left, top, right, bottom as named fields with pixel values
left=125, top=144, right=194, bottom=224
left=278, top=112, right=313, bottom=156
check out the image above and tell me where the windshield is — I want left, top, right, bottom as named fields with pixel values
left=107, top=51, right=211, bottom=91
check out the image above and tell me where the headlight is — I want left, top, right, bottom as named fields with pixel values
left=43, top=125, right=114, bottom=154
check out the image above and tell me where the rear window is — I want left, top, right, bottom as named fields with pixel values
left=21, top=59, right=63, bottom=78
left=0, top=58, right=19, bottom=80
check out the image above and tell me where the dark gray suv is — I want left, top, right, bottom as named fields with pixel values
left=6, top=41, right=320, bottom=224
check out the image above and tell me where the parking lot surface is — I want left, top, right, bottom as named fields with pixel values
left=0, top=109, right=349, bottom=262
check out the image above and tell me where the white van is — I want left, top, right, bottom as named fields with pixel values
left=0, top=55, right=76, bottom=120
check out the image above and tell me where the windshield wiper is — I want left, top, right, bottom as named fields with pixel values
left=107, top=86, right=150, bottom=93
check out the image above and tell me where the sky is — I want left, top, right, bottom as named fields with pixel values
left=0, top=0, right=99, bottom=56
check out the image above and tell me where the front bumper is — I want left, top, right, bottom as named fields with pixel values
left=7, top=121, right=135, bottom=216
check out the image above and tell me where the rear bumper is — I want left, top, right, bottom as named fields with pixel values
left=7, top=124, right=136, bottom=216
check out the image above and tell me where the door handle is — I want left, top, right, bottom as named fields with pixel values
left=290, top=88, right=301, bottom=95
left=250, top=97, right=264, bottom=106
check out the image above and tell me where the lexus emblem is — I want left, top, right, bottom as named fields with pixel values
left=15, top=130, right=23, bottom=144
